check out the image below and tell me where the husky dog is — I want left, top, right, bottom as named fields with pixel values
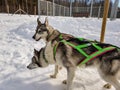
left=27, top=18, right=120, bottom=90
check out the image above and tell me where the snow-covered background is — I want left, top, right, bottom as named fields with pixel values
left=0, top=14, right=120, bottom=90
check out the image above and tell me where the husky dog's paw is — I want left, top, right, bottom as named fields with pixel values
left=62, top=80, right=67, bottom=84
left=103, top=83, right=112, bottom=89
left=50, top=75, right=56, bottom=78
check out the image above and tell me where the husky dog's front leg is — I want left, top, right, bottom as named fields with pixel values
left=50, top=65, right=59, bottom=78
left=66, top=67, right=75, bottom=90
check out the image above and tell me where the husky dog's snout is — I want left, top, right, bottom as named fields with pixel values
left=27, top=63, right=40, bottom=70
left=32, top=35, right=35, bottom=39
left=27, top=65, right=31, bottom=69
left=27, top=64, right=35, bottom=70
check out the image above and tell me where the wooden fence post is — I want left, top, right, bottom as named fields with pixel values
left=100, top=0, right=110, bottom=43
left=5, top=0, right=9, bottom=14
left=34, top=5, right=36, bottom=16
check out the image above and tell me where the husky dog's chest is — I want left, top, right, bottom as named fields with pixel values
left=44, top=42, right=55, bottom=64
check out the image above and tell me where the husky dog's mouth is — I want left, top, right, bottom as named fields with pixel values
left=36, top=37, right=41, bottom=41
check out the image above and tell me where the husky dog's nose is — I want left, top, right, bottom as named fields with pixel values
left=32, top=35, right=35, bottom=39
left=27, top=65, right=31, bottom=69
left=27, top=65, right=30, bottom=69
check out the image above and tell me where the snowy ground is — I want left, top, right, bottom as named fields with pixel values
left=0, top=13, right=120, bottom=90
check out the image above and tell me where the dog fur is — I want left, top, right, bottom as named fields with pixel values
left=27, top=18, right=120, bottom=90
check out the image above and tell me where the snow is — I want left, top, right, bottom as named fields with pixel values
left=0, top=13, right=120, bottom=90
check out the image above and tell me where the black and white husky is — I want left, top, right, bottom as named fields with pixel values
left=27, top=18, right=120, bottom=90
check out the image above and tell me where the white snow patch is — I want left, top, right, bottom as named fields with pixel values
left=0, top=13, right=120, bottom=90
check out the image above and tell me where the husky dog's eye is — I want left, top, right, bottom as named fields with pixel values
left=32, top=57, right=36, bottom=63
left=38, top=30, right=42, bottom=34
left=38, top=31, right=41, bottom=33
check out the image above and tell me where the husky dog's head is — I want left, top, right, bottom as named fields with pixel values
left=33, top=18, right=50, bottom=41
left=27, top=49, right=48, bottom=69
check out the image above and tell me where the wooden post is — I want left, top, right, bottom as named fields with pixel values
left=5, top=0, right=9, bottom=14
left=53, top=0, right=55, bottom=16
left=34, top=5, right=36, bottom=16
left=90, top=0, right=93, bottom=17
left=13, top=0, right=16, bottom=12
left=100, top=0, right=110, bottom=43
left=26, top=0, right=28, bottom=14
left=18, top=4, right=22, bottom=15
left=30, top=0, right=33, bottom=14
left=47, top=1, right=48, bottom=16
left=70, top=0, right=72, bottom=16
left=22, top=0, right=24, bottom=10
left=98, top=5, right=101, bottom=19
left=110, top=0, right=119, bottom=20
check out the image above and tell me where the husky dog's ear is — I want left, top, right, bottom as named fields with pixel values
left=34, top=49, right=39, bottom=56
left=45, top=17, right=49, bottom=26
left=37, top=18, right=41, bottom=25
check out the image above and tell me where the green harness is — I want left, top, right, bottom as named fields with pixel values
left=53, top=35, right=116, bottom=66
